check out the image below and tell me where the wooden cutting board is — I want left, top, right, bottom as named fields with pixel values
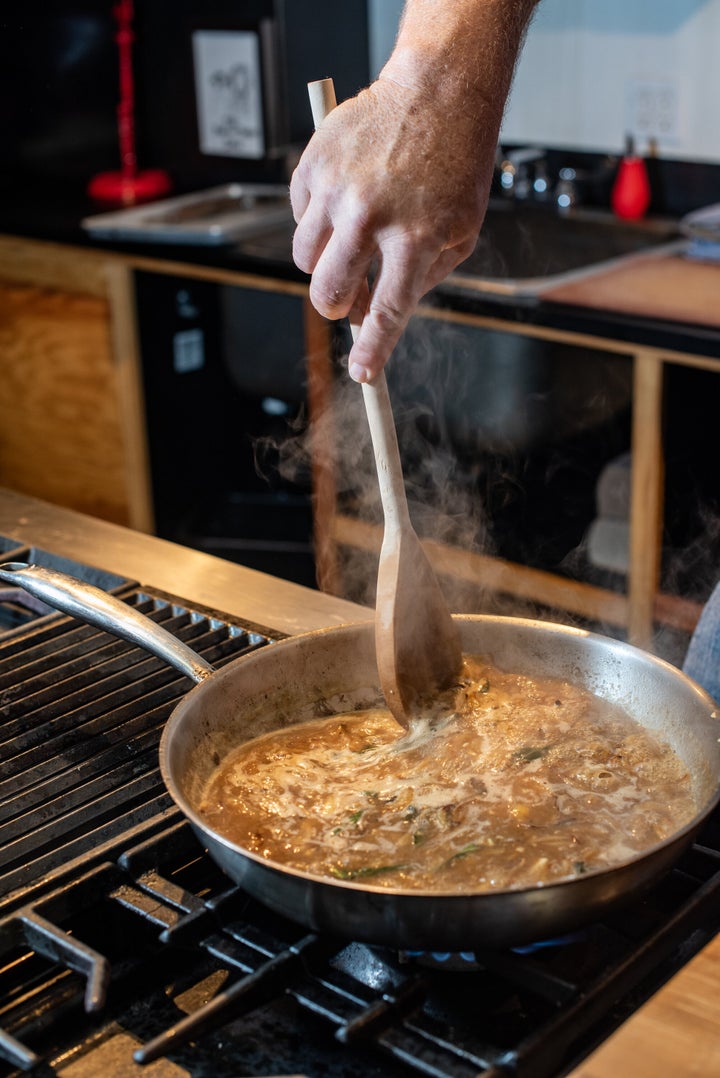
left=567, top=932, right=720, bottom=1077
left=543, top=253, right=720, bottom=328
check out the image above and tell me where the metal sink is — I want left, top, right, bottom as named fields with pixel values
left=446, top=200, right=683, bottom=298
left=236, top=201, right=676, bottom=454
left=236, top=199, right=683, bottom=299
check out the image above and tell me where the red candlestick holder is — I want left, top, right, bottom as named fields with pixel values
left=88, top=0, right=171, bottom=205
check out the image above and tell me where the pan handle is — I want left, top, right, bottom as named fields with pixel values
left=0, top=562, right=215, bottom=684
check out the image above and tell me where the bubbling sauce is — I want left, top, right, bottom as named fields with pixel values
left=199, top=657, right=696, bottom=892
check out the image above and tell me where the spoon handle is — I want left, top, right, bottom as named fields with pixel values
left=359, top=372, right=410, bottom=535
left=307, top=78, right=410, bottom=535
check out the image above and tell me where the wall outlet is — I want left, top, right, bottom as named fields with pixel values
left=625, top=79, right=681, bottom=147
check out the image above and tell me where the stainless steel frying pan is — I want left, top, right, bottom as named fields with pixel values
left=2, top=560, right=718, bottom=950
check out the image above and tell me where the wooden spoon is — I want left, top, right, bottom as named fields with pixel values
left=307, top=79, right=462, bottom=728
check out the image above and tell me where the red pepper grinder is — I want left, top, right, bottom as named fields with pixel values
left=611, top=135, right=651, bottom=221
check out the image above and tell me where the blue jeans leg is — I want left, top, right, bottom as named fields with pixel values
left=682, top=581, right=720, bottom=704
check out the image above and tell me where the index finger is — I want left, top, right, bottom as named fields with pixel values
left=345, top=242, right=437, bottom=382
left=307, top=222, right=378, bottom=322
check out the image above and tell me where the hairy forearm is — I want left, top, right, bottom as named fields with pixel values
left=384, top=0, right=539, bottom=125
left=378, top=0, right=540, bottom=205
left=290, top=0, right=540, bottom=380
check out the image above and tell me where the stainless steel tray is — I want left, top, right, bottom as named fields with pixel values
left=82, top=183, right=292, bottom=245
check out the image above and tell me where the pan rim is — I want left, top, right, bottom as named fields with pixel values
left=159, top=614, right=720, bottom=901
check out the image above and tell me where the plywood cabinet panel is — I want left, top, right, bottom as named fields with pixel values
left=0, top=282, right=131, bottom=525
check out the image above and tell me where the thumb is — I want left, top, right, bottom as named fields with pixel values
left=347, top=302, right=408, bottom=383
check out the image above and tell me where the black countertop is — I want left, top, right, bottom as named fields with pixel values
left=1, top=183, right=303, bottom=283
left=3, top=181, right=720, bottom=360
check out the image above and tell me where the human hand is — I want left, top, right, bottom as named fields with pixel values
left=290, top=74, right=493, bottom=383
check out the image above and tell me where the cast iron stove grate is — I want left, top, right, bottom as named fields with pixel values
left=1, top=820, right=720, bottom=1078
left=0, top=552, right=275, bottom=902
left=2, top=546, right=720, bottom=1076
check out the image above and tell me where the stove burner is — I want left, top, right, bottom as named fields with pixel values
left=401, top=950, right=480, bottom=972
left=512, top=932, right=587, bottom=955
left=401, top=932, right=587, bottom=972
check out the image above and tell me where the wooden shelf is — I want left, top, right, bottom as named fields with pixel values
left=331, top=513, right=703, bottom=636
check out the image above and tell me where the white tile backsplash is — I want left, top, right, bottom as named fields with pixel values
left=369, top=0, right=720, bottom=162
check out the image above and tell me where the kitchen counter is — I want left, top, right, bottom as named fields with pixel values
left=542, top=250, right=720, bottom=332
left=3, top=195, right=720, bottom=381
left=0, top=488, right=719, bottom=1076
left=570, top=932, right=720, bottom=1077
left=440, top=246, right=720, bottom=362
left=2, top=202, right=720, bottom=666
left=0, top=488, right=367, bottom=638
left=1, top=185, right=720, bottom=358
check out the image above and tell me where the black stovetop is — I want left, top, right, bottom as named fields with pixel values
left=1, top=539, right=720, bottom=1078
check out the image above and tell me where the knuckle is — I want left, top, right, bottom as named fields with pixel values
left=310, top=277, right=351, bottom=318
left=454, top=232, right=479, bottom=261
left=368, top=298, right=407, bottom=335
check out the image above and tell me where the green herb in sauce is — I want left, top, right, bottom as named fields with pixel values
left=330, top=863, right=407, bottom=881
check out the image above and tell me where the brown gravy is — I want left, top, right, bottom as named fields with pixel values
left=199, top=657, right=696, bottom=892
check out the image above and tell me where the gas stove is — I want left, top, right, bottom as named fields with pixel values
left=1, top=529, right=720, bottom=1077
